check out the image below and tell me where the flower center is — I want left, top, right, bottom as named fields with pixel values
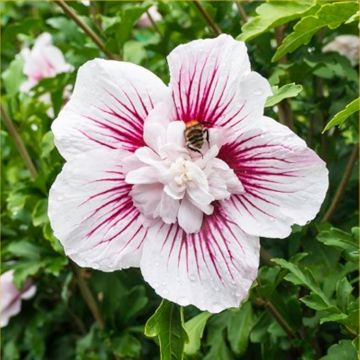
left=171, top=158, right=192, bottom=186
left=124, top=120, right=244, bottom=233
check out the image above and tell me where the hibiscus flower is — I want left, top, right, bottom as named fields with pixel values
left=0, top=270, right=36, bottom=327
left=137, top=5, right=162, bottom=28
left=21, top=32, right=73, bottom=92
left=48, top=35, right=328, bottom=313
left=20, top=32, right=73, bottom=117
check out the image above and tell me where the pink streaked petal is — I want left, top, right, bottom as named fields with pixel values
left=140, top=204, right=259, bottom=313
left=0, top=270, right=36, bottom=328
left=167, top=34, right=271, bottom=133
left=219, top=116, right=329, bottom=238
left=52, top=59, right=169, bottom=161
left=48, top=149, right=147, bottom=271
left=22, top=33, right=72, bottom=83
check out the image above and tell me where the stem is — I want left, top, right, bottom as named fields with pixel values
left=257, top=298, right=298, bottom=339
left=0, top=104, right=38, bottom=178
left=192, top=0, right=221, bottom=36
left=322, top=145, right=358, bottom=222
left=54, top=0, right=117, bottom=60
left=315, top=78, right=329, bottom=162
left=234, top=0, right=247, bottom=23
left=66, top=307, right=87, bottom=334
left=260, top=248, right=273, bottom=266
left=71, top=262, right=105, bottom=329
left=146, top=9, right=162, bottom=37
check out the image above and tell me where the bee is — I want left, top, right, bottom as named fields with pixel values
left=184, top=120, right=209, bottom=155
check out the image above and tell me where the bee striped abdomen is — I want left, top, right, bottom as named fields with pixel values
left=184, top=120, right=209, bottom=154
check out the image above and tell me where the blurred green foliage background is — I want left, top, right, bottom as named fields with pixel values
left=1, top=1, right=359, bottom=359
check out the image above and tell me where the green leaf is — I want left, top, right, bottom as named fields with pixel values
left=272, top=258, right=330, bottom=305
left=336, top=278, right=353, bottom=311
left=145, top=300, right=188, bottom=360
left=184, top=312, right=211, bottom=355
left=237, top=0, right=317, bottom=41
left=204, top=312, right=232, bottom=360
left=319, top=312, right=348, bottom=324
left=256, top=266, right=282, bottom=299
left=105, top=3, right=150, bottom=54
left=40, top=132, right=55, bottom=158
left=43, top=222, right=64, bottom=254
left=227, top=302, right=255, bottom=356
left=13, top=261, right=43, bottom=288
left=320, top=340, right=357, bottom=360
left=272, top=2, right=358, bottom=61
left=1, top=54, right=25, bottom=97
left=112, top=333, right=141, bottom=359
left=300, top=294, right=330, bottom=311
left=317, top=227, right=358, bottom=252
left=265, top=83, right=303, bottom=107
left=323, top=98, right=359, bottom=132
left=7, top=240, right=42, bottom=260
left=32, top=199, right=48, bottom=227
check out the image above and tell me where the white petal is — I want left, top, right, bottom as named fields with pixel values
left=21, top=284, right=37, bottom=300
left=167, top=34, right=271, bottom=134
left=219, top=116, right=329, bottom=238
left=134, top=147, right=161, bottom=165
left=158, top=192, right=180, bottom=224
left=187, top=185, right=214, bottom=207
left=23, top=32, right=72, bottom=82
left=52, top=59, right=169, bottom=160
left=140, top=206, right=260, bottom=313
left=166, top=121, right=186, bottom=147
left=178, top=196, right=204, bottom=233
left=137, top=5, right=162, bottom=28
left=130, top=183, right=164, bottom=219
left=0, top=271, right=36, bottom=328
left=48, top=149, right=147, bottom=271
left=143, top=102, right=173, bottom=151
left=0, top=271, right=17, bottom=311
left=126, top=166, right=160, bottom=184
left=0, top=299, right=21, bottom=328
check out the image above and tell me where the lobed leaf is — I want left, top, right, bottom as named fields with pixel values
left=227, top=302, right=255, bottom=356
left=323, top=98, right=360, bottom=132
left=184, top=312, right=212, bottom=355
left=320, top=340, right=357, bottom=360
left=272, top=2, right=358, bottom=61
left=265, top=83, right=303, bottom=107
left=237, top=0, right=317, bottom=41
left=145, top=300, right=188, bottom=360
